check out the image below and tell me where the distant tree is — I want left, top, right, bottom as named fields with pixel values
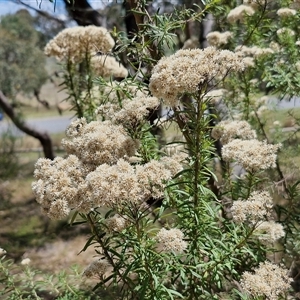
left=0, top=9, right=48, bottom=99
left=0, top=9, right=54, bottom=159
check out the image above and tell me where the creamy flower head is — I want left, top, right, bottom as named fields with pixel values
left=235, top=45, right=273, bottom=59
left=240, top=262, right=292, bottom=300
left=206, top=31, right=232, bottom=47
left=97, top=96, right=160, bottom=128
left=91, top=55, right=128, bottom=79
left=44, top=26, right=115, bottom=62
left=0, top=248, right=6, bottom=256
left=222, top=139, right=281, bottom=171
left=231, top=190, right=273, bottom=223
left=86, top=155, right=183, bottom=208
left=211, top=120, right=256, bottom=144
left=32, top=155, right=91, bottom=219
left=62, top=118, right=138, bottom=165
left=277, top=8, right=297, bottom=17
left=227, top=5, right=255, bottom=23
left=21, top=258, right=31, bottom=265
left=269, top=41, right=280, bottom=52
left=149, top=47, right=244, bottom=106
left=182, top=37, right=200, bottom=49
left=156, top=228, right=187, bottom=253
left=242, top=57, right=255, bottom=67
left=273, top=120, right=281, bottom=127
left=277, top=27, right=295, bottom=37
left=254, top=221, right=285, bottom=243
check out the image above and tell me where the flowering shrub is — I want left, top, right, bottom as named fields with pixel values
left=22, top=0, right=300, bottom=298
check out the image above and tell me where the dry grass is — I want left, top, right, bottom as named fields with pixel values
left=25, top=236, right=96, bottom=274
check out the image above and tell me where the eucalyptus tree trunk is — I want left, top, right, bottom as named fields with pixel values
left=0, top=91, right=54, bottom=160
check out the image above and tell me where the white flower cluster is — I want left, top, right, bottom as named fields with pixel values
left=0, top=247, right=6, bottom=256
left=32, top=155, right=90, bottom=219
left=206, top=31, right=232, bottom=47
left=97, top=96, right=160, bottom=129
left=235, top=45, right=274, bottom=60
left=240, top=261, right=292, bottom=300
left=21, top=258, right=31, bottom=265
left=231, top=190, right=273, bottom=223
left=254, top=221, right=285, bottom=243
left=211, top=120, right=257, bottom=145
left=277, top=27, right=295, bottom=37
left=227, top=5, right=255, bottom=23
left=182, top=37, right=200, bottom=49
left=85, top=156, right=184, bottom=208
left=222, top=139, right=281, bottom=172
left=32, top=119, right=183, bottom=219
left=62, top=118, right=138, bottom=165
left=44, top=26, right=115, bottom=63
left=156, top=228, right=187, bottom=253
left=277, top=8, right=297, bottom=18
left=149, top=47, right=244, bottom=106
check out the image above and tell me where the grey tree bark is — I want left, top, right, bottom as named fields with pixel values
left=0, top=91, right=55, bottom=160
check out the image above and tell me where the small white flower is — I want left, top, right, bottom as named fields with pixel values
left=21, top=258, right=31, bottom=265
left=0, top=248, right=7, bottom=256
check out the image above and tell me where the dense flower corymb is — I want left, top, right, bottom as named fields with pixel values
left=97, top=96, right=160, bottom=128
left=44, top=26, right=115, bottom=62
left=240, top=261, right=292, bottom=300
left=156, top=228, right=187, bottom=253
left=231, top=190, right=273, bottom=223
left=227, top=5, right=255, bottom=23
left=32, top=155, right=91, bottom=219
left=211, top=120, right=257, bottom=145
left=254, top=220, right=285, bottom=243
left=206, top=31, right=232, bottom=47
left=62, top=118, right=138, bottom=165
left=149, top=47, right=244, bottom=106
left=221, top=139, right=281, bottom=171
left=277, top=8, right=296, bottom=17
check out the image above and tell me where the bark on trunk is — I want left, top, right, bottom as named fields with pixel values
left=63, top=0, right=104, bottom=26
left=0, top=91, right=55, bottom=160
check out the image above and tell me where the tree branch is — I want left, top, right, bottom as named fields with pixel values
left=12, top=0, right=67, bottom=27
left=0, top=90, right=54, bottom=159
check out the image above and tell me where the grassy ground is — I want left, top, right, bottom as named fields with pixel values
left=0, top=78, right=92, bottom=279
